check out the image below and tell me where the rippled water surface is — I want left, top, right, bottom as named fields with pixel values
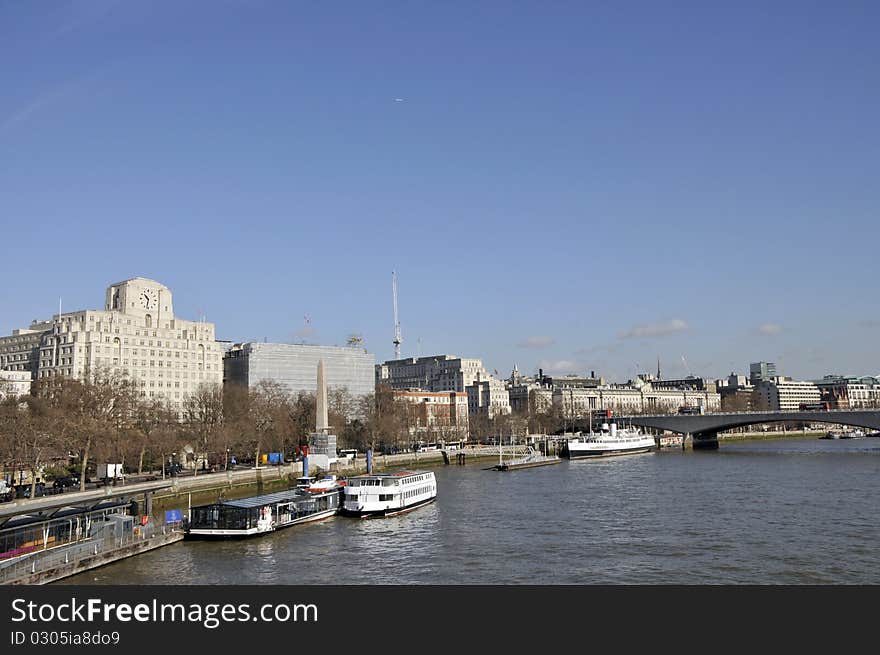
left=61, top=437, right=880, bottom=584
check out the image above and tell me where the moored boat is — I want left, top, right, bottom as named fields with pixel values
left=821, top=429, right=865, bottom=440
left=185, top=484, right=343, bottom=538
left=562, top=422, right=656, bottom=459
left=305, top=474, right=346, bottom=493
left=341, top=470, right=436, bottom=518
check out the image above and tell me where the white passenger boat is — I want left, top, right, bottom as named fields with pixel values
left=186, top=485, right=343, bottom=538
left=341, top=470, right=436, bottom=518
left=562, top=422, right=656, bottom=459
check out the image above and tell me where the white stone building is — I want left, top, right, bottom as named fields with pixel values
left=815, top=375, right=880, bottom=409
left=751, top=378, right=820, bottom=411
left=376, top=355, right=491, bottom=392
left=0, top=369, right=32, bottom=399
left=552, top=384, right=721, bottom=418
left=392, top=389, right=469, bottom=441
left=0, top=277, right=223, bottom=409
left=466, top=376, right=511, bottom=419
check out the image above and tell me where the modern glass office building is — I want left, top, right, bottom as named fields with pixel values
left=223, top=342, right=375, bottom=398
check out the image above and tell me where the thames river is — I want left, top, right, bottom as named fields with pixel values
left=60, top=437, right=880, bottom=584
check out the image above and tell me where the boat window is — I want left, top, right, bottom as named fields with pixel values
left=382, top=479, right=394, bottom=486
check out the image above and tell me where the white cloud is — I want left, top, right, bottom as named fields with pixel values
left=757, top=323, right=783, bottom=336
left=517, top=335, right=556, bottom=349
left=619, top=319, right=689, bottom=339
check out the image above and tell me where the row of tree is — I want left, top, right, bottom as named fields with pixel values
left=0, top=371, right=583, bottom=497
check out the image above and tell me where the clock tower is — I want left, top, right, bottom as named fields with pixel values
left=105, top=278, right=174, bottom=321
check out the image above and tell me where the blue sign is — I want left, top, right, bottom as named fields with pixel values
left=165, top=509, right=183, bottom=523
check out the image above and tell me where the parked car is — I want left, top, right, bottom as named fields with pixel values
left=52, top=476, right=79, bottom=490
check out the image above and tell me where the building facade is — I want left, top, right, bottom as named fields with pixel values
left=0, top=322, right=52, bottom=377
left=375, top=355, right=491, bottom=392
left=466, top=377, right=511, bottom=419
left=0, top=277, right=224, bottom=409
left=749, top=362, right=778, bottom=385
left=0, top=370, right=32, bottom=399
left=392, top=390, right=469, bottom=441
left=815, top=375, right=880, bottom=409
left=224, top=342, right=375, bottom=398
left=552, top=385, right=721, bottom=418
left=751, top=378, right=820, bottom=411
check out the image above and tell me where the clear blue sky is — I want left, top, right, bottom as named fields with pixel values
left=2, top=1, right=879, bottom=382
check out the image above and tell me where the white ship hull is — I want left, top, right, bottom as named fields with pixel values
left=342, top=470, right=437, bottom=518
left=563, top=423, right=656, bottom=459
left=564, top=440, right=656, bottom=458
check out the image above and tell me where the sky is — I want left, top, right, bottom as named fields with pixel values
left=1, top=1, right=879, bottom=383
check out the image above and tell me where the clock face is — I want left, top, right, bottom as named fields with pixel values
left=139, top=289, right=157, bottom=309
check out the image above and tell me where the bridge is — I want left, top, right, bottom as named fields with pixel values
left=571, top=410, right=880, bottom=449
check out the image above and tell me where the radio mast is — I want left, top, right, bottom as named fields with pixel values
left=392, top=271, right=402, bottom=359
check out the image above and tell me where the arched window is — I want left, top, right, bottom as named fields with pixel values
left=145, top=314, right=152, bottom=328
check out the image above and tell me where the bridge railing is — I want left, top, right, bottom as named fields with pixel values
left=617, top=408, right=880, bottom=419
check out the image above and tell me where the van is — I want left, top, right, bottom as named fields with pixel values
left=339, top=449, right=358, bottom=461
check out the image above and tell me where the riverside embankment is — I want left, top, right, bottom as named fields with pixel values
left=148, top=446, right=502, bottom=516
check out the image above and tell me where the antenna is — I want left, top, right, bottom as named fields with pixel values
left=392, top=271, right=402, bottom=358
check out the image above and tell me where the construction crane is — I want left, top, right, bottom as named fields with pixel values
left=347, top=334, right=364, bottom=347
left=392, top=271, right=402, bottom=359
left=681, top=354, right=693, bottom=377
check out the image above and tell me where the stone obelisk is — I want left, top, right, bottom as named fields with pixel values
left=316, top=358, right=329, bottom=434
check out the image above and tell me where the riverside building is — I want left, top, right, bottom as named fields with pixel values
left=0, top=370, right=31, bottom=399
left=376, top=355, right=491, bottom=392
left=814, top=375, right=880, bottom=409
left=751, top=378, right=820, bottom=411
left=552, top=383, right=721, bottom=417
left=392, top=389, right=469, bottom=441
left=223, top=342, right=375, bottom=398
left=466, top=376, right=511, bottom=418
left=0, top=277, right=223, bottom=409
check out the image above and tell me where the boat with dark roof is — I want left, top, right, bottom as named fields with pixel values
left=341, top=470, right=436, bottom=518
left=185, top=484, right=343, bottom=538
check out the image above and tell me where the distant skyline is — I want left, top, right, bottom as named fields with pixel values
left=2, top=2, right=879, bottom=383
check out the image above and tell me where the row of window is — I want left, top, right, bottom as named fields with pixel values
left=402, top=486, right=432, bottom=499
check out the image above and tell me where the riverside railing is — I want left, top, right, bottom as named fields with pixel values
left=0, top=521, right=178, bottom=585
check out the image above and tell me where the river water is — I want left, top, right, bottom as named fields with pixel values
left=60, top=437, right=880, bottom=585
